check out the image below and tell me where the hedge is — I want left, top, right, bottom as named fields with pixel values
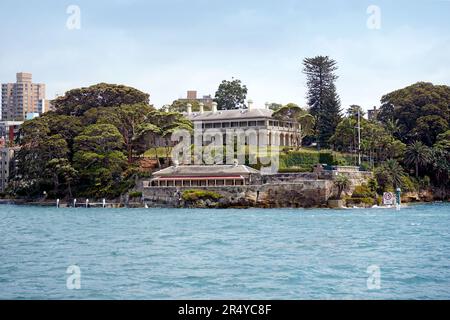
left=182, top=189, right=222, bottom=202
left=279, top=151, right=334, bottom=169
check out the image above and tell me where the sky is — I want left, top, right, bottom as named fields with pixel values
left=0, top=0, right=449, bottom=111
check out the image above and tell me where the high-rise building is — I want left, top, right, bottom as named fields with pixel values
left=179, top=90, right=214, bottom=108
left=1, top=72, right=46, bottom=121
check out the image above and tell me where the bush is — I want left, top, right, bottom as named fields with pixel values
left=128, top=191, right=143, bottom=198
left=352, top=184, right=375, bottom=198
left=279, top=151, right=334, bottom=169
left=368, top=178, right=379, bottom=194
left=278, top=166, right=313, bottom=173
left=419, top=176, right=431, bottom=189
left=346, top=197, right=375, bottom=206
left=400, top=176, right=417, bottom=192
left=182, top=189, right=222, bottom=202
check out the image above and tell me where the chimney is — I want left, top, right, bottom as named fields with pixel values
left=247, top=99, right=253, bottom=111
left=212, top=102, right=218, bottom=113
left=199, top=102, right=204, bottom=114
left=187, top=103, right=192, bottom=115
left=265, top=102, right=270, bottom=110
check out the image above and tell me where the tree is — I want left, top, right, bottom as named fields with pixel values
left=434, top=130, right=450, bottom=151
left=303, top=56, right=342, bottom=148
left=375, top=159, right=405, bottom=190
left=53, top=83, right=150, bottom=116
left=272, top=104, right=315, bottom=148
left=404, top=141, right=431, bottom=178
left=74, top=124, right=124, bottom=154
left=429, top=147, right=450, bottom=197
left=73, top=124, right=128, bottom=198
left=378, top=82, right=450, bottom=146
left=268, top=103, right=283, bottom=111
left=167, top=99, right=211, bottom=113
left=103, top=103, right=154, bottom=163
left=346, top=105, right=366, bottom=119
left=334, top=174, right=350, bottom=200
left=214, top=79, right=248, bottom=110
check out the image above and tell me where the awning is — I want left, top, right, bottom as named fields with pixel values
left=151, top=175, right=245, bottom=181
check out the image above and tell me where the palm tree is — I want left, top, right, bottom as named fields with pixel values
left=382, top=159, right=405, bottom=188
left=334, top=174, right=350, bottom=200
left=404, top=141, right=431, bottom=178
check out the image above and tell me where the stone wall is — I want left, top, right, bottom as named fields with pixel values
left=140, top=168, right=373, bottom=208
left=141, top=180, right=334, bottom=208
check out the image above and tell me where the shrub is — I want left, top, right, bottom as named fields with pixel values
left=419, top=176, right=431, bottom=189
left=318, top=152, right=334, bottom=165
left=352, top=184, right=375, bottom=198
left=368, top=178, right=379, bottom=194
left=400, top=175, right=417, bottom=192
left=346, top=197, right=375, bottom=206
left=279, top=151, right=334, bottom=169
left=278, top=166, right=313, bottom=173
left=128, top=191, right=143, bottom=198
left=182, top=189, right=222, bottom=202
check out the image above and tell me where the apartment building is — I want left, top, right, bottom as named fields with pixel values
left=1, top=72, right=46, bottom=121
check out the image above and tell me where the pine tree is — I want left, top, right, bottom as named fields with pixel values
left=303, top=56, right=342, bottom=149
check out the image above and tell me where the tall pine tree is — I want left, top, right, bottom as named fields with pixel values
left=303, top=56, right=342, bottom=149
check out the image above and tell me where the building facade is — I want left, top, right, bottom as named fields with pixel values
left=0, top=147, right=18, bottom=193
left=147, top=164, right=260, bottom=187
left=179, top=90, right=214, bottom=109
left=0, top=121, right=23, bottom=147
left=186, top=101, right=302, bottom=147
left=368, top=106, right=379, bottom=121
left=1, top=73, right=46, bottom=121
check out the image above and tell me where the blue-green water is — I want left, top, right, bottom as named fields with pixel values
left=0, top=203, right=449, bottom=299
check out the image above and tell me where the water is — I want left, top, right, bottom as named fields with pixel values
left=0, top=203, right=449, bottom=300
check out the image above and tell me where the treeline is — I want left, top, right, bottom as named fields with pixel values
left=8, top=83, right=191, bottom=199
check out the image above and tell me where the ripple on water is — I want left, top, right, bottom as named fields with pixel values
left=0, top=203, right=450, bottom=299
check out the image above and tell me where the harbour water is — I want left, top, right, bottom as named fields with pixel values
left=0, top=203, right=449, bottom=299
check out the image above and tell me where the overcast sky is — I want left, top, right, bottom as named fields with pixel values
left=0, top=0, right=449, bottom=111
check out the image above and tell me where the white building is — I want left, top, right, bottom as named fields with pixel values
left=185, top=100, right=302, bottom=147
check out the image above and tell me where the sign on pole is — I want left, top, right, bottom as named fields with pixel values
left=383, top=192, right=394, bottom=205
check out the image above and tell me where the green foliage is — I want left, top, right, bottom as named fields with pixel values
left=182, top=190, right=222, bottom=202
left=374, top=159, right=405, bottom=192
left=273, top=104, right=315, bottom=147
left=346, top=197, right=375, bottom=206
left=435, top=130, right=450, bottom=151
left=378, top=82, right=450, bottom=146
left=368, top=178, right=379, bottom=194
left=330, top=116, right=406, bottom=163
left=279, top=151, right=334, bottom=168
left=400, top=175, right=417, bottom=193
left=278, top=167, right=313, bottom=173
left=404, top=141, right=431, bottom=178
left=10, top=84, right=192, bottom=199
left=303, top=55, right=342, bottom=148
left=53, top=83, right=149, bottom=116
left=334, top=174, right=350, bottom=200
left=214, top=79, right=248, bottom=110
left=128, top=191, right=143, bottom=198
left=351, top=184, right=375, bottom=198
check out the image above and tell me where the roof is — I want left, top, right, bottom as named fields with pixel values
left=152, top=164, right=260, bottom=177
left=186, top=108, right=273, bottom=122
left=152, top=175, right=245, bottom=180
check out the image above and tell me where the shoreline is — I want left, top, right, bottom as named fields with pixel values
left=0, top=198, right=445, bottom=209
